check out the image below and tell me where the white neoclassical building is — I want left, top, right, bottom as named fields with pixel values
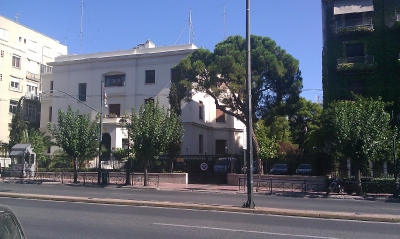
left=0, top=15, right=67, bottom=145
left=40, top=40, right=245, bottom=162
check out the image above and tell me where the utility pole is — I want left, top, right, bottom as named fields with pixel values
left=244, top=0, right=254, bottom=208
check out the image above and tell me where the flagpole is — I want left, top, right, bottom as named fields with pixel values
left=98, top=81, right=104, bottom=184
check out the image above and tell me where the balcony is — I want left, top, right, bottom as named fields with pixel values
left=26, top=71, right=40, bottom=82
left=337, top=55, right=376, bottom=73
left=335, top=17, right=374, bottom=36
left=24, top=115, right=37, bottom=122
left=25, top=92, right=40, bottom=101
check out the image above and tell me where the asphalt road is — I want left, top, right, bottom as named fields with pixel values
left=1, top=198, right=398, bottom=239
left=0, top=182, right=399, bottom=216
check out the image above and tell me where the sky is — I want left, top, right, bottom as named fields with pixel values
left=0, top=0, right=323, bottom=102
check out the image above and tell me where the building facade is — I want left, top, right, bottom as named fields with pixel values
left=322, top=0, right=400, bottom=107
left=0, top=15, right=67, bottom=144
left=40, top=40, right=245, bottom=161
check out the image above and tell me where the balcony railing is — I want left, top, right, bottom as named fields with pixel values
left=335, top=17, right=373, bottom=35
left=337, top=55, right=376, bottom=72
left=337, top=55, right=374, bottom=64
left=26, top=71, right=40, bottom=82
left=25, top=92, right=40, bottom=101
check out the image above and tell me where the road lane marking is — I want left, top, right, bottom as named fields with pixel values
left=154, top=223, right=339, bottom=239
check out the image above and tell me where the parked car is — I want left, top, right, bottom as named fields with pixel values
left=213, top=158, right=240, bottom=173
left=269, top=164, right=289, bottom=175
left=0, top=205, right=26, bottom=239
left=296, top=164, right=312, bottom=175
left=241, top=160, right=258, bottom=174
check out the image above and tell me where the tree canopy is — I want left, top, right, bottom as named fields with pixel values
left=124, top=99, right=184, bottom=185
left=48, top=105, right=100, bottom=183
left=173, top=35, right=301, bottom=124
left=323, top=96, right=391, bottom=193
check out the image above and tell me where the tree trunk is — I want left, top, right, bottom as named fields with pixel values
left=144, top=159, right=148, bottom=186
left=73, top=157, right=78, bottom=184
left=354, top=159, right=362, bottom=195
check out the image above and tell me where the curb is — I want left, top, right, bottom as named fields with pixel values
left=0, top=192, right=399, bottom=223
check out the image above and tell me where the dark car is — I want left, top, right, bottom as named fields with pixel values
left=0, top=205, right=26, bottom=239
left=269, top=164, right=288, bottom=175
left=296, top=164, right=312, bottom=175
left=213, top=158, right=240, bottom=173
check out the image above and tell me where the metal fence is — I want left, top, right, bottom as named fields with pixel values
left=238, top=177, right=326, bottom=194
left=1, top=171, right=159, bottom=187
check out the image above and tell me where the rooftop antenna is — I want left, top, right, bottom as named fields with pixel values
left=189, top=8, right=195, bottom=45
left=80, top=0, right=84, bottom=53
left=15, top=14, right=19, bottom=23
left=224, top=5, right=226, bottom=39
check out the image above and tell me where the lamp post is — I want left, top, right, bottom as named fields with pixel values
left=119, top=118, right=130, bottom=186
left=394, top=135, right=399, bottom=198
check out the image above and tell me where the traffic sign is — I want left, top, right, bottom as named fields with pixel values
left=200, top=162, right=208, bottom=171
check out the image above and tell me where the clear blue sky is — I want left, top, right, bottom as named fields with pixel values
left=1, top=0, right=322, bottom=102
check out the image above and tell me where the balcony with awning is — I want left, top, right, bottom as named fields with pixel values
left=334, top=0, right=374, bottom=35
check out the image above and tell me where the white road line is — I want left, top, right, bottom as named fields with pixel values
left=154, top=223, right=339, bottom=239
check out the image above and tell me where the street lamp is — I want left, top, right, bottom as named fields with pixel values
left=119, top=118, right=130, bottom=186
left=393, top=135, right=399, bottom=198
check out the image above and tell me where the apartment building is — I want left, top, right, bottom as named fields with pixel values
left=322, top=0, right=400, bottom=107
left=0, top=15, right=67, bottom=144
left=40, top=40, right=245, bottom=158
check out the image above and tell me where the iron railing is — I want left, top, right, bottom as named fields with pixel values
left=1, top=171, right=159, bottom=187
left=238, top=177, right=326, bottom=194
left=337, top=55, right=374, bottom=65
left=336, top=17, right=373, bottom=29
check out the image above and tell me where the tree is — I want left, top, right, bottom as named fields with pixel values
left=326, top=96, right=391, bottom=194
left=287, top=97, right=323, bottom=149
left=254, top=120, right=278, bottom=162
left=125, top=99, right=184, bottom=186
left=28, top=129, right=52, bottom=169
left=48, top=105, right=100, bottom=183
left=166, top=83, right=185, bottom=172
left=172, top=35, right=301, bottom=173
left=8, top=97, right=28, bottom=150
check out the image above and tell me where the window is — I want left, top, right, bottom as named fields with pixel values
left=49, top=107, right=52, bottom=122
left=12, top=55, right=20, bottom=69
left=215, top=140, right=227, bottom=155
left=199, top=134, right=203, bottom=154
left=171, top=68, right=177, bottom=81
left=145, top=98, right=154, bottom=105
left=26, top=83, right=38, bottom=95
left=348, top=81, right=365, bottom=97
left=25, top=104, right=36, bottom=121
left=346, top=43, right=364, bottom=57
left=10, top=76, right=20, bottom=91
left=40, top=64, right=52, bottom=74
left=199, top=101, right=203, bottom=120
left=0, top=28, right=8, bottom=41
left=50, top=81, right=54, bottom=91
left=216, top=108, right=225, bottom=122
left=9, top=100, right=18, bottom=113
left=47, top=147, right=51, bottom=153
left=78, top=83, right=87, bottom=102
left=105, top=74, right=125, bottom=87
left=145, top=70, right=155, bottom=84
left=108, top=104, right=121, bottom=116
